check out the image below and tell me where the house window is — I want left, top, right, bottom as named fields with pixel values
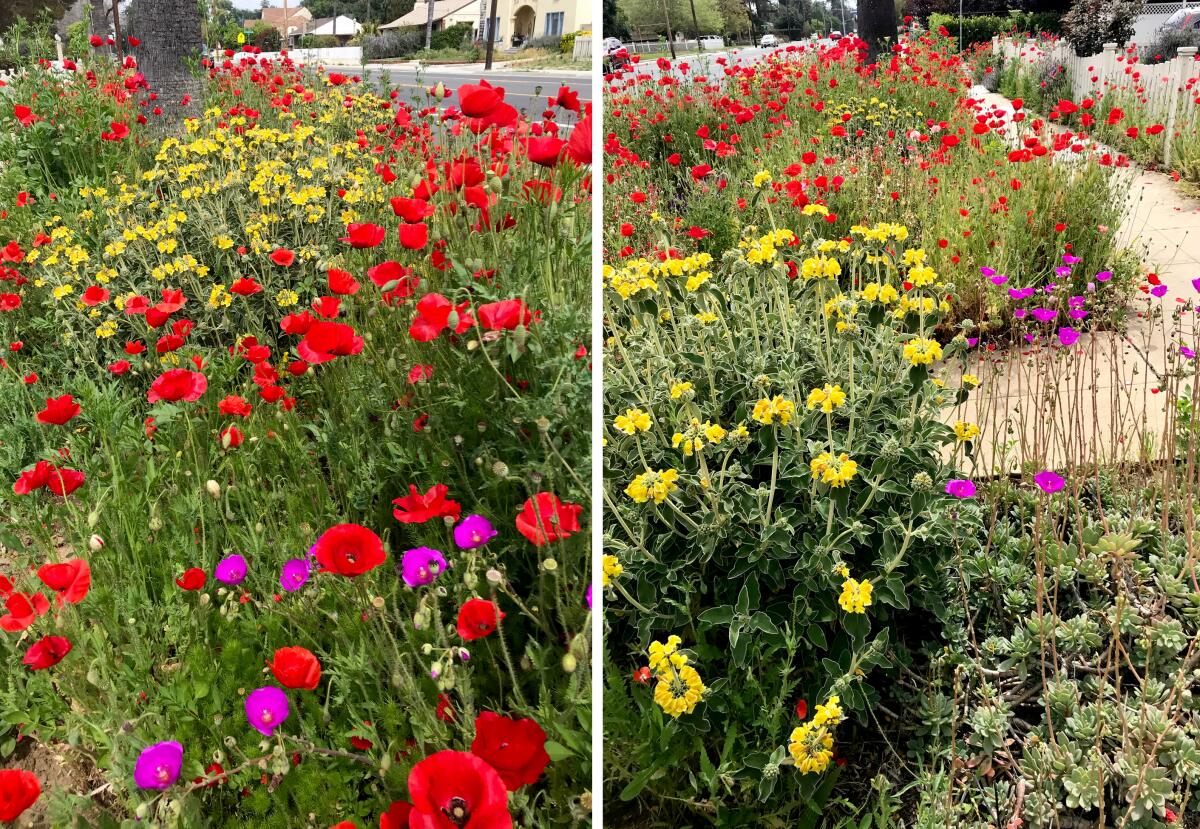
left=484, top=17, right=501, bottom=41
left=544, top=12, right=564, bottom=36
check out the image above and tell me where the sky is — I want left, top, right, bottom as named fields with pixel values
left=232, top=0, right=274, bottom=8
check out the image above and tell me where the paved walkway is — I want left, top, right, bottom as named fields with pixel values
left=947, top=89, right=1200, bottom=473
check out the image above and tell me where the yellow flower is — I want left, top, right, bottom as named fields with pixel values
left=954, top=421, right=980, bottom=442
left=695, top=311, right=718, bottom=324
left=810, top=452, right=858, bottom=487
left=806, top=384, right=847, bottom=414
left=800, top=255, right=841, bottom=280
left=625, top=469, right=680, bottom=504
left=602, top=554, right=623, bottom=587
left=838, top=578, right=873, bottom=613
left=813, top=695, right=844, bottom=727
left=94, top=320, right=117, bottom=339
left=752, top=396, right=795, bottom=426
left=614, top=408, right=652, bottom=435
left=275, top=289, right=299, bottom=308
left=670, top=381, right=693, bottom=400
left=903, top=337, right=943, bottom=366
left=52, top=284, right=75, bottom=300
left=788, top=722, right=834, bottom=773
left=752, top=169, right=772, bottom=188
left=648, top=637, right=706, bottom=718
left=961, top=373, right=980, bottom=388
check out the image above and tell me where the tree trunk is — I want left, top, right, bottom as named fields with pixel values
left=89, top=0, right=112, bottom=60
left=131, top=0, right=205, bottom=119
left=424, top=0, right=435, bottom=49
left=856, top=0, right=895, bottom=63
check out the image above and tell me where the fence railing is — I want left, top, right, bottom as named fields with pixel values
left=993, top=35, right=1200, bottom=166
left=573, top=34, right=591, bottom=61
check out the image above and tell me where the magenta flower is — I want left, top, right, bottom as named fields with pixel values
left=1096, top=270, right=1113, bottom=282
left=401, top=546, right=447, bottom=587
left=1031, top=308, right=1057, bottom=323
left=1009, top=287, right=1035, bottom=300
left=990, top=274, right=1009, bottom=286
left=1062, top=254, right=1081, bottom=265
left=1151, top=285, right=1168, bottom=298
left=946, top=479, right=975, bottom=498
left=1191, top=277, right=1200, bottom=292
left=215, top=554, right=247, bottom=586
left=1181, top=345, right=1196, bottom=360
left=1034, top=470, right=1065, bottom=493
left=280, top=558, right=311, bottom=592
left=245, top=686, right=289, bottom=736
left=453, top=515, right=497, bottom=549
left=133, top=741, right=183, bottom=790
left=1058, top=326, right=1079, bottom=346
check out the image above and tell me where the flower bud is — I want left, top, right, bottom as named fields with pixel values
left=206, top=480, right=221, bottom=499
left=88, top=534, right=104, bottom=552
left=562, top=654, right=577, bottom=673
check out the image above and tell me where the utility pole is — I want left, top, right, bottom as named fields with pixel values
left=688, top=0, right=702, bottom=49
left=662, top=0, right=677, bottom=58
left=484, top=0, right=499, bottom=67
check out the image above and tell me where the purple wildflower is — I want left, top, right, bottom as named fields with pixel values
left=134, top=741, right=183, bottom=790
left=1054, top=266, right=1071, bottom=277
left=1031, top=308, right=1057, bottom=323
left=1096, top=270, right=1112, bottom=282
left=401, top=546, right=448, bottom=587
left=946, top=479, right=976, bottom=498
left=1063, top=254, right=1081, bottom=265
left=1151, top=285, right=1168, bottom=298
left=453, top=515, right=498, bottom=549
left=1181, top=344, right=1196, bottom=360
left=215, top=554, right=247, bottom=586
left=1034, top=470, right=1065, bottom=494
left=1058, top=326, right=1079, bottom=346
left=280, top=558, right=311, bottom=592
left=1009, top=287, right=1035, bottom=300
left=991, top=274, right=1009, bottom=286
left=245, top=686, right=289, bottom=736
left=1192, top=277, right=1200, bottom=293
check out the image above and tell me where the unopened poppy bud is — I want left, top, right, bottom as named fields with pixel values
left=380, top=753, right=392, bottom=774
left=543, top=558, right=558, bottom=571
left=459, top=648, right=470, bottom=661
left=486, top=568, right=503, bottom=585
left=463, top=571, right=478, bottom=589
left=135, top=804, right=149, bottom=820
left=569, top=633, right=587, bottom=660
left=89, top=534, right=104, bottom=552
left=149, top=515, right=163, bottom=531
left=206, top=480, right=221, bottom=498
left=255, top=522, right=264, bottom=533
left=562, top=654, right=577, bottom=673
left=87, top=509, right=100, bottom=528
left=430, top=82, right=445, bottom=98
left=421, top=643, right=433, bottom=655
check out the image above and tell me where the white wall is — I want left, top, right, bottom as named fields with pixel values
left=252, top=47, right=364, bottom=66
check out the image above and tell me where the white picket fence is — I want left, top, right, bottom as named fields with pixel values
left=993, top=36, right=1200, bottom=165
left=573, top=34, right=592, bottom=61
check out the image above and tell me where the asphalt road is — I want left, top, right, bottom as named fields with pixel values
left=355, top=65, right=592, bottom=117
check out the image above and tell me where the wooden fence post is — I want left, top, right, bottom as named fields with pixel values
left=1165, top=46, right=1197, bottom=169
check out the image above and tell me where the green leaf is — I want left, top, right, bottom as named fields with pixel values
left=544, top=741, right=573, bottom=762
left=619, top=766, right=658, bottom=801
left=698, top=605, right=735, bottom=627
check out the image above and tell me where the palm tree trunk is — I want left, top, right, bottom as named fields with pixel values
left=132, top=0, right=205, bottom=119
left=857, top=0, right=895, bottom=63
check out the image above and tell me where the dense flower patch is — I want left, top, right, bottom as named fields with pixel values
left=0, top=48, right=591, bottom=828
left=601, top=30, right=1197, bottom=828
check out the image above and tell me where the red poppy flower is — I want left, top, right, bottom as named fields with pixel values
left=457, top=81, right=505, bottom=117
left=101, top=121, right=130, bottom=141
left=46, top=467, right=85, bottom=496
left=408, top=364, right=433, bottom=384
left=796, top=699, right=808, bottom=719
left=0, top=592, right=49, bottom=632
left=281, top=311, right=316, bottom=336
left=23, top=635, right=72, bottom=670
left=13, top=461, right=52, bottom=495
left=409, top=294, right=473, bottom=342
left=218, top=395, right=252, bottom=417
left=312, top=296, right=341, bottom=319
left=296, top=321, right=364, bottom=364
left=230, top=277, right=263, bottom=296
left=367, top=261, right=418, bottom=296
left=471, top=712, right=550, bottom=791
left=392, top=483, right=462, bottom=524
left=526, top=136, right=566, bottom=168
left=12, top=105, right=38, bottom=127
left=341, top=223, right=386, bottom=248
left=109, top=360, right=131, bottom=375
left=37, top=559, right=90, bottom=604
left=148, top=369, right=207, bottom=403
left=436, top=693, right=456, bottom=722
left=36, top=394, right=81, bottom=426
left=176, top=567, right=207, bottom=591
left=390, top=196, right=434, bottom=223
left=312, top=523, right=386, bottom=577
left=0, top=769, right=40, bottom=822
left=515, top=493, right=582, bottom=546
left=327, top=269, right=360, bottom=296
left=270, top=248, right=296, bottom=267
left=633, top=666, right=651, bottom=684
left=398, top=222, right=429, bottom=250
left=220, top=425, right=244, bottom=449
left=550, top=85, right=580, bottom=113
left=456, top=598, right=504, bottom=641
left=380, top=801, right=414, bottom=829
left=81, top=286, right=109, bottom=306
left=269, top=646, right=322, bottom=691
left=408, top=750, right=512, bottom=829
left=477, top=299, right=533, bottom=331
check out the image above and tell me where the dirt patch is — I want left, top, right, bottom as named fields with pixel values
left=6, top=738, right=110, bottom=827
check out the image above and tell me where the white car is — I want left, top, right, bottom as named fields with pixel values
left=759, top=33, right=779, bottom=47
left=603, top=36, right=624, bottom=53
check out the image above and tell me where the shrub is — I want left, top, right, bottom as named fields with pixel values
left=1140, top=27, right=1200, bottom=63
left=249, top=21, right=281, bottom=50
left=298, top=34, right=339, bottom=48
left=929, top=12, right=1064, bottom=50
left=362, top=29, right=424, bottom=59
left=561, top=30, right=579, bottom=54
left=1061, top=0, right=1144, bottom=55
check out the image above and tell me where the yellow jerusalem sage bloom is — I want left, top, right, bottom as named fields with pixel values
left=800, top=255, right=841, bottom=280
left=810, top=452, right=858, bottom=487
left=614, top=408, right=652, bottom=435
left=806, top=384, right=847, bottom=414
left=648, top=636, right=706, bottom=718
left=838, top=578, right=873, bottom=613
left=625, top=469, right=680, bottom=504
left=903, top=337, right=943, bottom=366
left=602, top=555, right=623, bottom=587
left=670, top=382, right=693, bottom=400
left=752, top=396, right=795, bottom=426
left=752, top=169, right=772, bottom=188
left=954, top=421, right=980, bottom=442
left=961, top=373, right=980, bottom=388
left=788, top=721, right=834, bottom=773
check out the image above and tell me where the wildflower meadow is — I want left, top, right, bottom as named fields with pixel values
left=0, top=39, right=592, bottom=829
left=602, top=28, right=1200, bottom=828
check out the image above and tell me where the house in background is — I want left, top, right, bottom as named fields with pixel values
left=246, top=5, right=313, bottom=45
left=302, top=15, right=362, bottom=44
left=385, top=0, right=589, bottom=47
left=381, top=0, right=480, bottom=38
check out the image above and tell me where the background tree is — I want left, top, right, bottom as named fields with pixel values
left=605, top=0, right=631, bottom=38
left=618, top=0, right=722, bottom=39
left=1060, top=0, right=1143, bottom=54
left=301, top=0, right=416, bottom=24
left=858, top=0, right=895, bottom=57
left=129, top=0, right=204, bottom=118
left=716, top=0, right=750, bottom=37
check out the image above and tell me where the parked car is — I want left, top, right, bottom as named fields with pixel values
left=759, top=33, right=779, bottom=47
left=830, top=30, right=842, bottom=40
left=1162, top=8, right=1200, bottom=30
left=603, top=36, right=624, bottom=52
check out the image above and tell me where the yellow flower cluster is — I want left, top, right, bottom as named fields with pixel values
left=752, top=396, right=795, bottom=426
left=752, top=169, right=772, bottom=188
left=838, top=577, right=873, bottom=613
left=806, top=384, right=846, bottom=414
left=903, top=337, right=943, bottom=366
left=800, top=255, right=841, bottom=280
left=739, top=229, right=795, bottom=265
left=602, top=555, right=623, bottom=587
left=860, top=282, right=899, bottom=305
left=614, top=408, right=652, bottom=435
left=788, top=696, right=845, bottom=774
left=669, top=381, right=694, bottom=400
left=648, top=636, right=706, bottom=718
left=672, top=419, right=726, bottom=456
left=625, top=469, right=680, bottom=504
left=954, top=421, right=980, bottom=442
left=850, top=221, right=909, bottom=243
left=604, top=253, right=714, bottom=300
left=810, top=452, right=858, bottom=487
